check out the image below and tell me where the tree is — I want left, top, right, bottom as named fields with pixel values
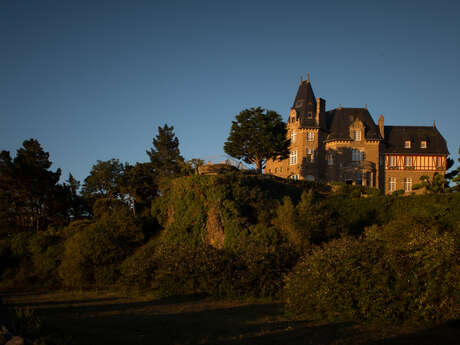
left=224, top=107, right=290, bottom=172
left=414, top=173, right=450, bottom=194
left=121, top=162, right=158, bottom=216
left=450, top=147, right=460, bottom=191
left=0, top=139, right=64, bottom=232
left=64, top=173, right=88, bottom=219
left=82, top=159, right=125, bottom=201
left=184, top=158, right=205, bottom=175
left=147, top=124, right=184, bottom=177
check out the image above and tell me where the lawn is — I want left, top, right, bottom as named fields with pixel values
left=1, top=291, right=458, bottom=345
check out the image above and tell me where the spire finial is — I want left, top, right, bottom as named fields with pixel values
left=433, top=120, right=436, bottom=128
left=307, top=73, right=310, bottom=83
left=300, top=75, right=303, bottom=84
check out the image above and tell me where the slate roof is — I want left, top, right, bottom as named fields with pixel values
left=326, top=108, right=382, bottom=140
left=383, top=126, right=448, bottom=154
left=292, top=80, right=317, bottom=127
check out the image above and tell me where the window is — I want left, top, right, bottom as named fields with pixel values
left=307, top=112, right=313, bottom=119
left=420, top=141, right=427, bottom=148
left=306, top=148, right=315, bottom=162
left=274, top=167, right=278, bottom=173
left=388, top=156, right=396, bottom=167
left=436, top=157, right=443, bottom=169
left=404, top=178, right=412, bottom=193
left=291, top=174, right=299, bottom=180
left=404, top=156, right=412, bottom=168
left=307, top=132, right=315, bottom=142
left=289, top=150, right=297, bottom=165
left=352, top=149, right=363, bottom=161
left=389, top=177, right=396, bottom=192
left=290, top=130, right=296, bottom=144
left=327, top=154, right=334, bottom=166
left=353, top=129, right=361, bottom=141
left=404, top=140, right=411, bottom=148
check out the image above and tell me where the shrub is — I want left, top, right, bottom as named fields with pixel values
left=152, top=243, right=236, bottom=297
left=119, top=237, right=160, bottom=290
left=284, top=217, right=459, bottom=322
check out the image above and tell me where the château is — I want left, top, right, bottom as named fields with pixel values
left=265, top=75, right=448, bottom=194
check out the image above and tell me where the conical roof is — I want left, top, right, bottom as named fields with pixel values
left=292, top=79, right=316, bottom=117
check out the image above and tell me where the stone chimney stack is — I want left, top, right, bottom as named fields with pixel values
left=316, top=97, right=326, bottom=127
left=378, top=114, right=384, bottom=139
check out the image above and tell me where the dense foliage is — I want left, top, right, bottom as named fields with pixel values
left=1, top=134, right=459, bottom=325
left=224, top=107, right=290, bottom=172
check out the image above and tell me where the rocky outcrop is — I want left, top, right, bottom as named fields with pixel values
left=205, top=206, right=225, bottom=249
left=0, top=326, right=23, bottom=345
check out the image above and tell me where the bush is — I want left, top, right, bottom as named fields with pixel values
left=119, top=237, right=160, bottom=291
left=59, top=208, right=145, bottom=288
left=152, top=243, right=236, bottom=297
left=284, top=217, right=459, bottom=322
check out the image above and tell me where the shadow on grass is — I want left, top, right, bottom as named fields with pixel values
left=367, top=319, right=460, bottom=345
left=4, top=293, right=460, bottom=345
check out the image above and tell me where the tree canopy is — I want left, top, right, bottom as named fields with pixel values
left=224, top=107, right=290, bottom=172
left=147, top=124, right=184, bottom=177
left=0, top=139, right=66, bottom=232
left=82, top=158, right=125, bottom=200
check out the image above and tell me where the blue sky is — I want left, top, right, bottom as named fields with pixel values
left=1, top=0, right=459, bottom=182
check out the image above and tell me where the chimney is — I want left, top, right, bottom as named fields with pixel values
left=378, top=114, right=384, bottom=139
left=316, top=97, right=326, bottom=127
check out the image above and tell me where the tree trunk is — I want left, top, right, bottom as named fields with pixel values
left=255, top=160, right=263, bottom=173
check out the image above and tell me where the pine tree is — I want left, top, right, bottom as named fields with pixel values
left=147, top=124, right=184, bottom=177
left=0, top=139, right=63, bottom=232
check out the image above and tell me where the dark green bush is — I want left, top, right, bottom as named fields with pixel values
left=152, top=243, right=236, bottom=297
left=284, top=217, right=459, bottom=322
left=119, top=237, right=160, bottom=290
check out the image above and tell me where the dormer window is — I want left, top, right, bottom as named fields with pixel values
left=420, top=141, right=427, bottom=148
left=353, top=129, right=361, bottom=141
left=404, top=140, right=411, bottom=149
left=307, top=112, right=313, bottom=119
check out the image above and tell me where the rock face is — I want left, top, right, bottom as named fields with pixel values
left=205, top=206, right=225, bottom=249
left=5, top=336, right=24, bottom=345
left=0, top=325, right=12, bottom=345
left=0, top=326, right=24, bottom=345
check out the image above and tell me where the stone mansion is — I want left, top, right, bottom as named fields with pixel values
left=265, top=76, right=448, bottom=194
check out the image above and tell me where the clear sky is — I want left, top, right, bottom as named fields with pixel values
left=1, top=0, right=459, bottom=182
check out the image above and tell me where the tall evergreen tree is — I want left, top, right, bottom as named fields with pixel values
left=147, top=124, right=184, bottom=177
left=0, top=139, right=64, bottom=232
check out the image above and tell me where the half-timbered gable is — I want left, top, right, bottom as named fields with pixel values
left=265, top=77, right=449, bottom=194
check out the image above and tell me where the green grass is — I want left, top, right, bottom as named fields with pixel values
left=2, top=291, right=459, bottom=345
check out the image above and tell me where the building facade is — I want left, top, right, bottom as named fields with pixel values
left=265, top=76, right=448, bottom=194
